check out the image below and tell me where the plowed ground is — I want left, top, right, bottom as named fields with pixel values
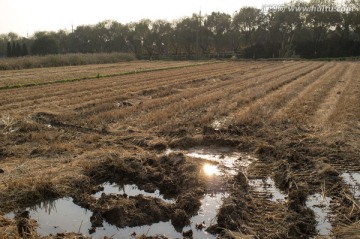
left=0, top=61, right=359, bottom=239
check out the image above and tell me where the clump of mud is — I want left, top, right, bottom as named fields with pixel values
left=99, top=194, right=172, bottom=228
left=75, top=152, right=205, bottom=231
left=287, top=187, right=317, bottom=237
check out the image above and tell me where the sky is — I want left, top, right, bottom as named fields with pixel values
left=0, top=0, right=288, bottom=37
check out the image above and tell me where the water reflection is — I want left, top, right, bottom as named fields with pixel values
left=5, top=193, right=224, bottom=239
left=341, top=172, right=360, bottom=199
left=306, top=193, right=332, bottom=236
left=5, top=147, right=259, bottom=238
left=203, top=163, right=221, bottom=176
left=93, top=183, right=174, bottom=203
left=249, top=178, right=286, bottom=202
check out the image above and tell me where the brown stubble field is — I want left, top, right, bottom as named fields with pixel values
left=0, top=61, right=201, bottom=88
left=0, top=60, right=359, bottom=239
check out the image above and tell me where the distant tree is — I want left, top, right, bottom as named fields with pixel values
left=205, top=12, right=232, bottom=54
left=31, top=35, right=59, bottom=55
left=6, top=42, right=12, bottom=57
left=136, top=19, right=155, bottom=57
left=56, top=30, right=70, bottom=53
left=70, top=25, right=98, bottom=53
left=11, top=42, right=16, bottom=57
left=22, top=43, right=28, bottom=56
left=176, top=15, right=199, bottom=56
left=1, top=4, right=359, bottom=59
left=150, top=20, right=173, bottom=55
left=107, top=21, right=130, bottom=52
left=233, top=7, right=263, bottom=48
left=15, top=42, right=22, bottom=57
left=127, top=19, right=154, bottom=57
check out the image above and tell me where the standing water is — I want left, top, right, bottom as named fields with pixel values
left=5, top=147, right=259, bottom=238
left=306, top=193, right=332, bottom=237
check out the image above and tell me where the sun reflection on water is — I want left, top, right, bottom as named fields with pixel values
left=203, top=163, right=221, bottom=176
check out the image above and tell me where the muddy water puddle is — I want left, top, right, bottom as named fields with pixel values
left=5, top=198, right=109, bottom=237
left=5, top=147, right=286, bottom=238
left=341, top=172, right=360, bottom=199
left=6, top=194, right=225, bottom=239
left=173, top=147, right=287, bottom=202
left=7, top=194, right=225, bottom=238
left=248, top=178, right=286, bottom=202
left=166, top=147, right=256, bottom=175
left=306, top=193, right=332, bottom=237
left=5, top=181, right=225, bottom=238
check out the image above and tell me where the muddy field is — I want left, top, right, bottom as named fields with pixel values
left=0, top=60, right=359, bottom=239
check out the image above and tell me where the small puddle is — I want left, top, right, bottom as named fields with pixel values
left=341, top=172, right=360, bottom=199
left=6, top=198, right=105, bottom=237
left=5, top=193, right=225, bottom=239
left=93, top=183, right=175, bottom=203
left=5, top=148, right=257, bottom=238
left=306, top=193, right=332, bottom=237
left=173, top=148, right=286, bottom=203
left=248, top=178, right=286, bottom=203
left=167, top=147, right=256, bottom=175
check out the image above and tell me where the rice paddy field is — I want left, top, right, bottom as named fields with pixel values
left=0, top=60, right=359, bottom=239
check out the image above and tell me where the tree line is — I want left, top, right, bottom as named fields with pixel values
left=1, top=0, right=360, bottom=59
left=6, top=42, right=28, bottom=57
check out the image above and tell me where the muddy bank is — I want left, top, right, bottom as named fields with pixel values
left=198, top=121, right=360, bottom=238
left=1, top=115, right=360, bottom=238
left=73, top=152, right=207, bottom=235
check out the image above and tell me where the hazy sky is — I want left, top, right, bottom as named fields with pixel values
left=0, top=0, right=288, bottom=37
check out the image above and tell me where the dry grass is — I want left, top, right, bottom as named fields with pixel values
left=1, top=60, right=360, bottom=238
left=0, top=60, right=203, bottom=88
left=0, top=53, right=136, bottom=71
left=333, top=222, right=360, bottom=239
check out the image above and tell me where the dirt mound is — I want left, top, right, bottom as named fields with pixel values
left=72, top=153, right=205, bottom=231
left=100, top=194, right=172, bottom=228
